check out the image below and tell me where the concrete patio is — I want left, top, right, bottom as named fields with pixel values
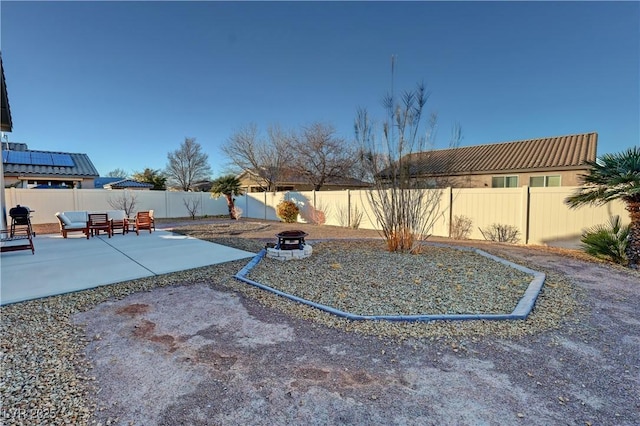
left=0, top=230, right=256, bottom=305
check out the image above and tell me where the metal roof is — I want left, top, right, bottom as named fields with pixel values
left=1, top=55, right=12, bottom=132
left=94, top=177, right=125, bottom=188
left=403, top=132, right=598, bottom=177
left=104, top=179, right=153, bottom=189
left=2, top=142, right=99, bottom=178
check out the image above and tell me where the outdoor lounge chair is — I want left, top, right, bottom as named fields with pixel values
left=55, top=211, right=89, bottom=238
left=135, top=211, right=153, bottom=235
left=88, top=213, right=112, bottom=238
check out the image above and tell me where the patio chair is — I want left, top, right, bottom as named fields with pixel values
left=135, top=211, right=153, bottom=235
left=88, top=213, right=112, bottom=239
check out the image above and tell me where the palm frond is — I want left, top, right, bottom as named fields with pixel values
left=566, top=146, right=640, bottom=207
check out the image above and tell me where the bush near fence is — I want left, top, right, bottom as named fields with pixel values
left=5, top=186, right=627, bottom=246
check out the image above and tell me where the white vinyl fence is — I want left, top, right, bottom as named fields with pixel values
left=5, top=186, right=628, bottom=246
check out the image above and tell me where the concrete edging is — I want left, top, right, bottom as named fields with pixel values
left=234, top=243, right=546, bottom=322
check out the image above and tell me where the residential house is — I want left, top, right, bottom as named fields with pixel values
left=238, top=168, right=370, bottom=192
left=94, top=177, right=126, bottom=188
left=101, top=178, right=153, bottom=190
left=2, top=142, right=99, bottom=189
left=398, top=132, right=597, bottom=188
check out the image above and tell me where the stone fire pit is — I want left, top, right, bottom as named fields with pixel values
left=266, top=230, right=313, bottom=261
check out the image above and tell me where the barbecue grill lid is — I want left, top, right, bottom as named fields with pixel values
left=9, top=205, right=30, bottom=217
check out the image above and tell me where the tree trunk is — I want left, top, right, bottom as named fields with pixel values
left=626, top=201, right=640, bottom=269
left=226, top=194, right=236, bottom=220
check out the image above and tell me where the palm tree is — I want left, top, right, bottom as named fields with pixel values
left=210, top=175, right=245, bottom=220
left=565, top=147, right=640, bottom=269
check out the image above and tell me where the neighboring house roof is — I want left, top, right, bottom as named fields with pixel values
left=2, top=142, right=99, bottom=178
left=94, top=177, right=126, bottom=188
left=103, top=179, right=153, bottom=189
left=191, top=180, right=213, bottom=192
left=1, top=55, right=12, bottom=132
left=402, top=132, right=598, bottom=177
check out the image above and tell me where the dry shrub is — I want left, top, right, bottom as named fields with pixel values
left=479, top=223, right=520, bottom=243
left=386, top=227, right=415, bottom=253
left=451, top=215, right=473, bottom=240
left=276, top=200, right=299, bottom=223
left=232, top=206, right=243, bottom=220
left=337, top=203, right=364, bottom=229
left=309, top=209, right=326, bottom=225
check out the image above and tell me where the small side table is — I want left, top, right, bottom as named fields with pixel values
left=125, top=218, right=137, bottom=234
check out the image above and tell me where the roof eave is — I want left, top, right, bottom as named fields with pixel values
left=414, top=164, right=594, bottom=178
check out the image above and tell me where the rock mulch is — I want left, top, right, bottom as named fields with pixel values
left=1, top=220, right=637, bottom=425
left=249, top=241, right=534, bottom=316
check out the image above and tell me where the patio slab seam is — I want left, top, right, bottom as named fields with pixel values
left=96, top=235, right=157, bottom=275
left=234, top=243, right=546, bottom=322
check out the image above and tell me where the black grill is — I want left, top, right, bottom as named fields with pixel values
left=9, top=205, right=35, bottom=237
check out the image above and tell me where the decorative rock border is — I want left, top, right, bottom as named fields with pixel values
left=235, top=243, right=546, bottom=322
left=266, top=244, right=313, bottom=261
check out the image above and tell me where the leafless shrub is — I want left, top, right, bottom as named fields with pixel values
left=355, top=78, right=462, bottom=253
left=336, top=203, right=364, bottom=229
left=479, top=223, right=520, bottom=243
left=183, top=197, right=201, bottom=220
left=450, top=215, right=473, bottom=240
left=108, top=191, right=137, bottom=217
left=300, top=200, right=330, bottom=225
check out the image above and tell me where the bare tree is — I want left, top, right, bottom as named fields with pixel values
left=108, top=191, right=137, bottom=217
left=183, top=197, right=201, bottom=220
left=166, top=137, right=213, bottom=191
left=222, top=124, right=293, bottom=192
left=288, top=122, right=357, bottom=191
left=107, top=168, right=128, bottom=178
left=355, top=72, right=461, bottom=253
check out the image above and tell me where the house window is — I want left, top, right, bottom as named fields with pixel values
left=26, top=179, right=74, bottom=189
left=529, top=175, right=561, bottom=187
left=491, top=176, right=519, bottom=188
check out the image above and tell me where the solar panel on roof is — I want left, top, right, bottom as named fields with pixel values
left=1, top=150, right=8, bottom=162
left=51, top=153, right=74, bottom=166
left=7, top=150, right=31, bottom=165
left=30, top=152, right=54, bottom=166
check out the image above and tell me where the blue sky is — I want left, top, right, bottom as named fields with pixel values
left=1, top=1, right=638, bottom=178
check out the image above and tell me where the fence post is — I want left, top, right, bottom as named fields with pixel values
left=521, top=185, right=530, bottom=245
left=347, top=189, right=351, bottom=228
left=446, top=187, right=453, bottom=238
left=244, top=193, right=248, bottom=219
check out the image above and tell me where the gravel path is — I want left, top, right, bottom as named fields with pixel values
left=2, top=219, right=638, bottom=425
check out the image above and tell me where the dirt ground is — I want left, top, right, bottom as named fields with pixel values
left=46, top=219, right=639, bottom=425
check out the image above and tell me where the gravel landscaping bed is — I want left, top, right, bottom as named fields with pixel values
left=3, top=219, right=638, bottom=425
left=247, top=241, right=533, bottom=316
